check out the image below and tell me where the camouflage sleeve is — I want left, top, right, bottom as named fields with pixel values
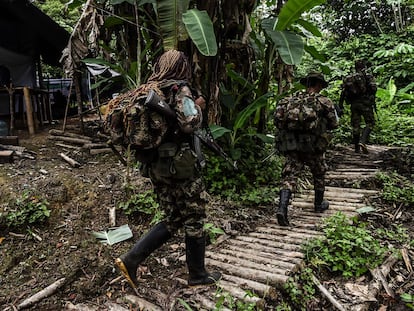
left=174, top=85, right=202, bottom=134
left=318, top=96, right=338, bottom=130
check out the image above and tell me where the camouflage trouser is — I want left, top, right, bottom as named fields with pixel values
left=151, top=175, right=208, bottom=238
left=351, top=100, right=375, bottom=136
left=281, top=152, right=327, bottom=192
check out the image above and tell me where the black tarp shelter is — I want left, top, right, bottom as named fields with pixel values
left=0, top=0, right=70, bottom=119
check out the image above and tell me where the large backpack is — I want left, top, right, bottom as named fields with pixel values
left=343, top=72, right=367, bottom=100
left=104, top=86, right=168, bottom=162
left=274, top=91, right=322, bottom=132
left=274, top=92, right=327, bottom=153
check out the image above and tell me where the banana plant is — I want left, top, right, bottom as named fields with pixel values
left=156, top=0, right=217, bottom=56
left=261, top=0, right=327, bottom=65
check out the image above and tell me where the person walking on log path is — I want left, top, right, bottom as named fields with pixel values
left=107, top=50, right=221, bottom=289
left=338, top=59, right=377, bottom=154
left=274, top=72, right=338, bottom=226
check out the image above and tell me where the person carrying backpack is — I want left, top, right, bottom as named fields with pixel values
left=111, top=50, right=221, bottom=289
left=274, top=72, right=338, bottom=226
left=338, top=60, right=377, bottom=153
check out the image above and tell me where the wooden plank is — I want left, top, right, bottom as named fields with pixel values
left=234, top=236, right=301, bottom=251
left=207, top=250, right=296, bottom=271
left=206, top=258, right=289, bottom=286
left=221, top=274, right=274, bottom=297
left=0, top=150, right=14, bottom=163
left=225, top=242, right=304, bottom=260
left=0, top=136, right=19, bottom=145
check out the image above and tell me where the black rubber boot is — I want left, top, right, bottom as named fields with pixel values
left=186, top=235, right=221, bottom=286
left=353, top=134, right=360, bottom=153
left=276, top=189, right=291, bottom=226
left=115, top=222, right=171, bottom=288
left=360, top=127, right=371, bottom=154
left=314, top=189, right=329, bottom=213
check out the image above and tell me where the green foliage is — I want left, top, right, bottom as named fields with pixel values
left=203, top=141, right=282, bottom=205
left=303, top=213, right=388, bottom=278
left=2, top=191, right=51, bottom=228
left=118, top=189, right=164, bottom=225
left=177, top=288, right=260, bottom=311
left=376, top=172, right=414, bottom=206
left=283, top=267, right=316, bottom=311
left=213, top=287, right=260, bottom=311
left=376, top=224, right=412, bottom=248
left=182, top=9, right=217, bottom=56
left=401, top=293, right=414, bottom=310
left=203, top=223, right=224, bottom=244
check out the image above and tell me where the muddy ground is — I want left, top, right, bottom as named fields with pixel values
left=0, top=115, right=413, bottom=310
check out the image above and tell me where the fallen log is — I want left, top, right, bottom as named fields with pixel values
left=55, top=143, right=82, bottom=150
left=312, top=274, right=346, bottom=311
left=83, top=142, right=108, bottom=149
left=48, top=135, right=91, bottom=146
left=369, top=253, right=399, bottom=299
left=17, top=277, right=66, bottom=310
left=49, top=129, right=93, bottom=141
left=123, top=294, right=163, bottom=311
left=59, top=153, right=81, bottom=168
left=89, top=148, right=112, bottom=155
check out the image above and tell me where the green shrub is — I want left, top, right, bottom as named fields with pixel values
left=203, top=141, right=282, bottom=205
left=303, top=212, right=387, bottom=277
left=283, top=267, right=316, bottom=311
left=376, top=172, right=414, bottom=206
left=118, top=189, right=164, bottom=225
left=2, top=191, right=50, bottom=228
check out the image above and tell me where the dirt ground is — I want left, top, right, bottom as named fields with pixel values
left=0, top=115, right=413, bottom=310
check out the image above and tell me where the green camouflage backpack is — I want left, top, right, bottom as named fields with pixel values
left=274, top=92, right=327, bottom=153
left=104, top=86, right=168, bottom=162
left=343, top=72, right=367, bottom=100
left=274, top=91, right=322, bottom=132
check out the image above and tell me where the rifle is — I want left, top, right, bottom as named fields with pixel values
left=194, top=127, right=238, bottom=170
left=145, top=89, right=237, bottom=170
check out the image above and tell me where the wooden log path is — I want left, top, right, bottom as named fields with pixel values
left=123, top=145, right=389, bottom=310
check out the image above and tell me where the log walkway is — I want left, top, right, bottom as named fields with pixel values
left=119, top=145, right=389, bottom=310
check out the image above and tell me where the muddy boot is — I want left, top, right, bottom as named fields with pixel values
left=360, top=127, right=371, bottom=154
left=186, top=235, right=221, bottom=286
left=353, top=134, right=360, bottom=153
left=115, top=222, right=171, bottom=288
left=276, top=189, right=291, bottom=226
left=314, top=189, right=329, bottom=213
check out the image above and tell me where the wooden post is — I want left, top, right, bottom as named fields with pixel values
left=23, top=87, right=35, bottom=135
left=73, top=72, right=84, bottom=134
left=7, top=84, right=14, bottom=135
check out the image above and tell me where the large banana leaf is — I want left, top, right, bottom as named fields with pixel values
left=157, top=0, right=190, bottom=50
left=275, top=0, right=326, bottom=31
left=263, top=19, right=304, bottom=65
left=182, top=9, right=217, bottom=56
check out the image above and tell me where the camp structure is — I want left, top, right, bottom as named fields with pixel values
left=0, top=0, right=70, bottom=136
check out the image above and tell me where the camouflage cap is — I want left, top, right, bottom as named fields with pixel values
left=300, top=72, right=328, bottom=88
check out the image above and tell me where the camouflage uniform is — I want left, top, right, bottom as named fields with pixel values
left=115, top=50, right=220, bottom=289
left=148, top=83, right=206, bottom=238
left=339, top=61, right=377, bottom=153
left=274, top=71, right=338, bottom=226
left=348, top=71, right=376, bottom=137
left=278, top=92, right=338, bottom=193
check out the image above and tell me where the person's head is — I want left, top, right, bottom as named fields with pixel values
left=355, top=59, right=367, bottom=72
left=148, top=50, right=191, bottom=82
left=300, top=72, right=328, bottom=92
